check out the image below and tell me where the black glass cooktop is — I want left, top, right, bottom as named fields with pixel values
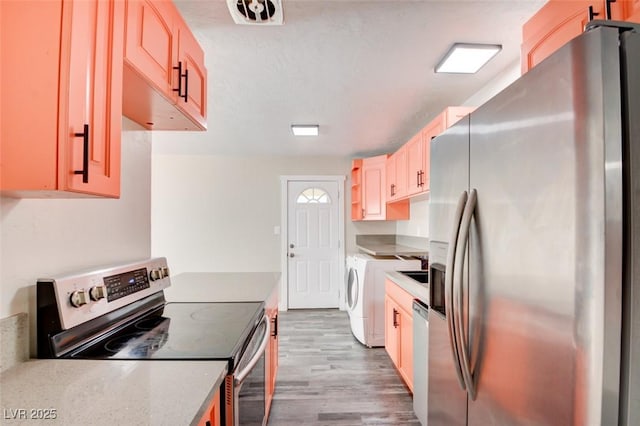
left=70, top=302, right=264, bottom=368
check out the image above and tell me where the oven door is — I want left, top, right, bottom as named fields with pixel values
left=230, top=314, right=270, bottom=426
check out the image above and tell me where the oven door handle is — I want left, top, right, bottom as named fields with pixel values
left=234, top=315, right=270, bottom=385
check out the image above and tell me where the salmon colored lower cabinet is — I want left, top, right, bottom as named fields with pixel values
left=265, top=286, right=279, bottom=419
left=384, top=279, right=415, bottom=392
left=1, top=0, right=124, bottom=198
left=197, top=387, right=221, bottom=426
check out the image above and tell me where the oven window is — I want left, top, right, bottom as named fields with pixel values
left=238, top=349, right=265, bottom=425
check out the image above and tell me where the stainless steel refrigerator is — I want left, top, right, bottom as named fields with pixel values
left=427, top=22, right=639, bottom=426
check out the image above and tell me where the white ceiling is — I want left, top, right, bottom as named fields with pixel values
left=155, top=0, right=545, bottom=157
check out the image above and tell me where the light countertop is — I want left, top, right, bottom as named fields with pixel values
left=0, top=359, right=227, bottom=426
left=165, top=272, right=281, bottom=303
left=386, top=271, right=429, bottom=304
left=355, top=234, right=428, bottom=257
left=357, top=243, right=428, bottom=257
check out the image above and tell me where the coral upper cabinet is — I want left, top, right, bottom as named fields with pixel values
left=522, top=0, right=640, bottom=73
left=1, top=0, right=124, bottom=197
left=352, top=155, right=409, bottom=221
left=403, top=106, right=474, bottom=198
left=123, top=0, right=207, bottom=130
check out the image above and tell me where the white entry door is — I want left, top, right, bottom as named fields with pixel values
left=287, top=180, right=341, bottom=308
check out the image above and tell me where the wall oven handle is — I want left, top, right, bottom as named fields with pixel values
left=234, top=315, right=270, bottom=385
left=446, top=190, right=468, bottom=391
left=453, top=188, right=477, bottom=400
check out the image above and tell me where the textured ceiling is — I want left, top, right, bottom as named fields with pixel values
left=154, top=0, right=545, bottom=157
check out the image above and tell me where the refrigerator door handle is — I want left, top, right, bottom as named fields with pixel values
left=453, top=188, right=478, bottom=400
left=445, top=190, right=468, bottom=391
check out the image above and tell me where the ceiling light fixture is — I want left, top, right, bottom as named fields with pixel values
left=435, top=43, right=502, bottom=74
left=291, top=124, right=319, bottom=136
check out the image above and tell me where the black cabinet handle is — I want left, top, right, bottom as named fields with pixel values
left=173, top=61, right=187, bottom=101
left=606, top=0, right=616, bottom=20
left=183, top=68, right=189, bottom=103
left=588, top=5, right=600, bottom=21
left=390, top=184, right=396, bottom=196
left=416, top=171, right=421, bottom=187
left=73, top=124, right=89, bottom=183
left=271, top=315, right=278, bottom=338
left=392, top=308, right=399, bottom=328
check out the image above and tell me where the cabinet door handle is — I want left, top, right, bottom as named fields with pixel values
left=183, top=68, right=189, bottom=103
left=271, top=315, right=278, bottom=338
left=73, top=124, right=89, bottom=183
left=173, top=61, right=187, bottom=101
left=588, top=5, right=600, bottom=21
left=605, top=0, right=615, bottom=20
left=416, top=171, right=420, bottom=187
left=390, top=184, right=396, bottom=196
left=392, top=308, right=399, bottom=328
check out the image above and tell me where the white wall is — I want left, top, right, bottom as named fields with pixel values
left=151, top=154, right=361, bottom=274
left=396, top=197, right=429, bottom=238
left=0, top=119, right=152, bottom=325
left=463, top=59, right=521, bottom=107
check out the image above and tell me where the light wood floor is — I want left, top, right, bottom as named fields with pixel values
left=267, top=309, right=420, bottom=425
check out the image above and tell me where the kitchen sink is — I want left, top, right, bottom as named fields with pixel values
left=399, top=270, right=429, bottom=284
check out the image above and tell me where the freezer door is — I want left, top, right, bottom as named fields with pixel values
left=428, top=117, right=470, bottom=426
left=620, top=26, right=640, bottom=426
left=429, top=117, right=470, bottom=245
left=466, top=27, right=623, bottom=425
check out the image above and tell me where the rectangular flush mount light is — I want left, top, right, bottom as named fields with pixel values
left=291, top=124, right=319, bottom=136
left=435, top=43, right=502, bottom=74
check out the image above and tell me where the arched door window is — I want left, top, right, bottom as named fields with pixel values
left=296, top=187, right=331, bottom=204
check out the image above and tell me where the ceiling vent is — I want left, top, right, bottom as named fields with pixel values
left=227, top=0, right=284, bottom=25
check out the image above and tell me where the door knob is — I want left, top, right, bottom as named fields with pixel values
left=289, top=253, right=295, bottom=258
left=289, top=243, right=295, bottom=249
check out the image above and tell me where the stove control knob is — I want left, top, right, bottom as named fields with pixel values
left=149, top=269, right=162, bottom=281
left=161, top=267, right=170, bottom=278
left=69, top=290, right=88, bottom=308
left=89, top=286, right=106, bottom=301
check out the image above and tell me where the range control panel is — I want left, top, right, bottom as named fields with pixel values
left=42, top=258, right=171, bottom=330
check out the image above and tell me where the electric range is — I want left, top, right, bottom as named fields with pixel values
left=37, top=258, right=269, bottom=426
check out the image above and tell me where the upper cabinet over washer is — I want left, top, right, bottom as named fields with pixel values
left=123, top=0, right=207, bottom=131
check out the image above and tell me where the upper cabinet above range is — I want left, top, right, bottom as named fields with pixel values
left=122, top=0, right=207, bottom=131
left=1, top=0, right=124, bottom=198
left=521, top=0, right=640, bottom=74
left=1, top=0, right=207, bottom=199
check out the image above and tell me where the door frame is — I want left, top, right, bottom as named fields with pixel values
left=279, top=175, right=346, bottom=311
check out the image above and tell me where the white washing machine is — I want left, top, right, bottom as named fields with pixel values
left=345, top=253, right=421, bottom=347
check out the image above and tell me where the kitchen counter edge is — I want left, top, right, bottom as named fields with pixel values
left=0, top=359, right=228, bottom=426
left=357, top=244, right=428, bottom=257
left=386, top=271, right=429, bottom=305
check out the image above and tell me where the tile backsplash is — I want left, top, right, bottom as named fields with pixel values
left=0, top=312, right=28, bottom=373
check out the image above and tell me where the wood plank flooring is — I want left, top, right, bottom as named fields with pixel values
left=267, top=309, right=420, bottom=425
